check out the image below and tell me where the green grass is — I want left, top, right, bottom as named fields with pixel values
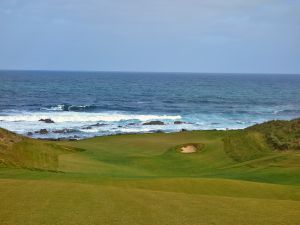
left=0, top=179, right=299, bottom=225
left=248, top=117, right=300, bottom=150
left=0, top=128, right=79, bottom=171
left=223, top=130, right=271, bottom=162
left=0, top=119, right=300, bottom=225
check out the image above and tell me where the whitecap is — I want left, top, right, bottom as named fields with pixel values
left=0, top=111, right=181, bottom=123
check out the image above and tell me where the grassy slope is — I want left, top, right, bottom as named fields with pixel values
left=0, top=120, right=299, bottom=225
left=0, top=128, right=78, bottom=171
left=248, top=117, right=300, bottom=150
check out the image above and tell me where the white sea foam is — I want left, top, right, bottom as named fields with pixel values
left=45, top=105, right=65, bottom=111
left=0, top=111, right=265, bottom=139
left=0, top=111, right=181, bottom=123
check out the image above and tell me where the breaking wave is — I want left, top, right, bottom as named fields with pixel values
left=43, top=104, right=98, bottom=112
left=0, top=111, right=181, bottom=123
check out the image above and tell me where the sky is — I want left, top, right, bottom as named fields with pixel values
left=0, top=0, right=299, bottom=74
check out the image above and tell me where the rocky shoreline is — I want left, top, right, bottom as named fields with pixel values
left=26, top=119, right=190, bottom=141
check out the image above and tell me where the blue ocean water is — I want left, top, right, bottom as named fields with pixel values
left=0, top=70, right=300, bottom=139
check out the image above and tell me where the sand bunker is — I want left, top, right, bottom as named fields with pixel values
left=180, top=145, right=197, bottom=153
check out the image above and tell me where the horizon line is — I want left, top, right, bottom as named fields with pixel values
left=0, top=69, right=300, bottom=76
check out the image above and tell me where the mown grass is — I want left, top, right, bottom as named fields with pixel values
left=0, top=179, right=299, bottom=225
left=0, top=119, right=300, bottom=225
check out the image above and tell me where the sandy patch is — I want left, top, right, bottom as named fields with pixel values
left=180, top=145, right=197, bottom=153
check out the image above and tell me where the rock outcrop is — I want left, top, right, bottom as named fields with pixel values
left=143, top=121, right=165, bottom=125
left=39, top=118, right=55, bottom=123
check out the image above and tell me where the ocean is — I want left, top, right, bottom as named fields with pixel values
left=0, top=70, right=300, bottom=139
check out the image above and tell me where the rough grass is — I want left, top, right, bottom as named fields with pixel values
left=0, top=128, right=79, bottom=171
left=223, top=130, right=271, bottom=162
left=248, top=117, right=300, bottom=150
left=0, top=119, right=299, bottom=225
left=223, top=118, right=300, bottom=163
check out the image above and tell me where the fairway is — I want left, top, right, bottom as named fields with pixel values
left=0, top=179, right=299, bottom=225
left=0, top=122, right=300, bottom=225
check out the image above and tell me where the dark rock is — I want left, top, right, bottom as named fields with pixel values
left=128, top=123, right=138, bottom=126
left=66, top=135, right=80, bottom=141
left=181, top=129, right=187, bottom=132
left=82, top=126, right=92, bottom=130
left=27, top=132, right=33, bottom=136
left=91, top=123, right=107, bottom=127
left=36, top=129, right=48, bottom=134
left=154, top=130, right=164, bottom=133
left=41, top=135, right=80, bottom=141
left=143, top=121, right=165, bottom=125
left=39, top=118, right=55, bottom=123
left=73, top=135, right=80, bottom=138
left=39, top=138, right=58, bottom=141
left=174, top=121, right=184, bottom=124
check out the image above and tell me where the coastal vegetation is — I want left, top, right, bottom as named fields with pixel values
left=0, top=118, right=299, bottom=225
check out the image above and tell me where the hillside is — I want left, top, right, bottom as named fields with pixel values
left=0, top=128, right=78, bottom=171
left=223, top=118, right=300, bottom=163
left=248, top=117, right=300, bottom=150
